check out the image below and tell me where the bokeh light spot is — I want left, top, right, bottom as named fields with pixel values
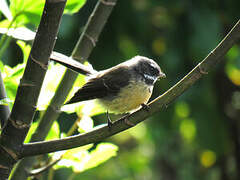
left=175, top=101, right=190, bottom=118
left=200, top=150, right=216, bottom=168
left=152, top=37, right=166, bottom=56
left=227, top=67, right=240, bottom=86
left=179, top=119, right=196, bottom=142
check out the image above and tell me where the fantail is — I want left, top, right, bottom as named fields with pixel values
left=50, top=52, right=165, bottom=125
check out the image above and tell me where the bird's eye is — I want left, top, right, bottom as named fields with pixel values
left=149, top=64, right=156, bottom=72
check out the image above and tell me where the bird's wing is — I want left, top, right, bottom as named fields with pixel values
left=66, top=65, right=131, bottom=104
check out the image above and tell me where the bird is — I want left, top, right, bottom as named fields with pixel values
left=50, top=53, right=166, bottom=126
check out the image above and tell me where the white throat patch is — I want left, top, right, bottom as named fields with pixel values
left=143, top=74, right=156, bottom=82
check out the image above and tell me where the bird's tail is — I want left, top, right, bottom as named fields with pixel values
left=50, top=51, right=97, bottom=76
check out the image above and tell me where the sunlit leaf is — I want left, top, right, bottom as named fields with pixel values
left=25, top=121, right=60, bottom=143
left=82, top=143, right=118, bottom=172
left=3, top=80, right=17, bottom=108
left=53, top=144, right=93, bottom=169
left=0, top=60, right=4, bottom=71
left=46, top=121, right=60, bottom=140
left=77, top=115, right=94, bottom=133
left=65, top=0, right=86, bottom=14
left=0, top=19, right=12, bottom=28
left=62, top=100, right=106, bottom=117
left=16, top=40, right=31, bottom=62
left=0, top=27, right=35, bottom=40
left=37, top=63, right=66, bottom=110
left=24, top=121, right=39, bottom=143
left=2, top=63, right=25, bottom=108
left=0, top=0, right=13, bottom=20
left=9, top=0, right=44, bottom=26
left=54, top=143, right=118, bottom=173
left=9, top=0, right=86, bottom=26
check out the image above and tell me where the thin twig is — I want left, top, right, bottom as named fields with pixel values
left=27, top=158, right=61, bottom=176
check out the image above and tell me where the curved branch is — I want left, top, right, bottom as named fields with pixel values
left=21, top=19, right=240, bottom=158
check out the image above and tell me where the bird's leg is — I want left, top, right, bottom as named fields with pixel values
left=106, top=111, right=113, bottom=128
left=141, top=103, right=150, bottom=111
left=107, top=112, right=135, bottom=128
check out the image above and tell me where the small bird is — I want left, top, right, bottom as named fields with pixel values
left=50, top=53, right=166, bottom=126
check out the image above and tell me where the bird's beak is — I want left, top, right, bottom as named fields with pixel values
left=158, top=71, right=166, bottom=79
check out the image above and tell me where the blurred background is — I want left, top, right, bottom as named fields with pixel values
left=2, top=0, right=240, bottom=179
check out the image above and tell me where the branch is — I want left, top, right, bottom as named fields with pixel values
left=0, top=70, right=10, bottom=129
left=0, top=0, right=66, bottom=178
left=27, top=158, right=60, bottom=176
left=20, top=20, right=240, bottom=158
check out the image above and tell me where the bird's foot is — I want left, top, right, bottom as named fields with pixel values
left=106, top=111, right=113, bottom=129
left=141, top=103, right=150, bottom=111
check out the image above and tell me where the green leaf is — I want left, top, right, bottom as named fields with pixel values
left=2, top=63, right=25, bottom=109
left=54, top=143, right=118, bottom=173
left=65, top=0, right=86, bottom=14
left=0, top=19, right=12, bottom=28
left=46, top=121, right=60, bottom=140
left=37, top=63, right=66, bottom=110
left=83, top=143, right=118, bottom=171
left=0, top=60, right=4, bottom=71
left=24, top=121, right=38, bottom=143
left=17, top=40, right=31, bottom=62
left=9, top=0, right=44, bottom=26
left=37, top=62, right=88, bottom=111
left=62, top=100, right=106, bottom=117
left=0, top=19, right=36, bottom=41
left=9, top=0, right=86, bottom=27
left=53, top=144, right=94, bottom=170
left=25, top=121, right=60, bottom=143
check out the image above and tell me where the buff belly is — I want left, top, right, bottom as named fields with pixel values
left=97, top=81, right=153, bottom=114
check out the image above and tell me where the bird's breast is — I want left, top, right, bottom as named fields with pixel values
left=97, top=81, right=153, bottom=114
